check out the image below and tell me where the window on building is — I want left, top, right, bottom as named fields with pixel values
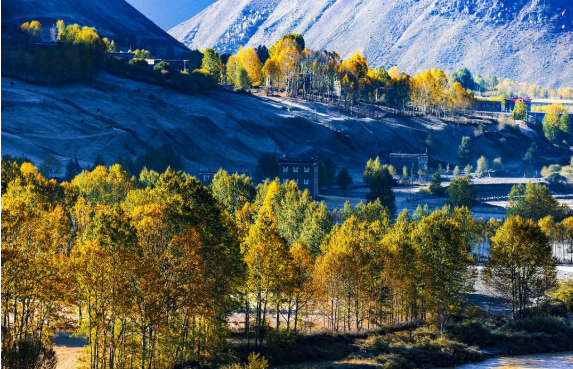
left=293, top=167, right=299, bottom=172
left=203, top=175, right=210, bottom=181
left=304, top=167, right=310, bottom=172
left=283, top=166, right=289, bottom=172
left=294, top=179, right=299, bottom=184
left=304, top=179, right=309, bottom=185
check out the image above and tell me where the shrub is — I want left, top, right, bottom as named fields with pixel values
left=429, top=172, right=444, bottom=196
left=447, top=320, right=493, bottom=346
left=500, top=316, right=571, bottom=336
left=524, top=299, right=568, bottom=318
left=448, top=176, right=477, bottom=207
left=541, top=164, right=562, bottom=177
left=1, top=339, right=57, bottom=369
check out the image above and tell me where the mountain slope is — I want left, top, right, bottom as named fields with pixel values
left=170, top=0, right=573, bottom=88
left=1, top=74, right=559, bottom=178
left=1, top=0, right=189, bottom=57
left=125, top=0, right=216, bottom=30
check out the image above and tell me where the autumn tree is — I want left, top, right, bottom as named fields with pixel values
left=73, top=205, right=138, bottom=368
left=1, top=163, right=71, bottom=357
left=506, top=182, right=568, bottom=221
left=288, top=241, right=315, bottom=332
left=210, top=169, right=256, bottom=218
left=133, top=49, right=152, bottom=59
left=19, top=20, right=43, bottom=48
left=71, top=164, right=132, bottom=205
left=484, top=216, right=556, bottom=319
left=412, top=208, right=474, bottom=329
left=446, top=82, right=474, bottom=115
left=543, top=104, right=569, bottom=143
left=512, top=100, right=527, bottom=120
left=314, top=217, right=384, bottom=332
left=227, top=47, right=263, bottom=89
left=244, top=181, right=292, bottom=347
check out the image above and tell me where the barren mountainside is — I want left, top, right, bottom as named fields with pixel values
left=1, top=0, right=189, bottom=57
left=169, top=0, right=573, bottom=88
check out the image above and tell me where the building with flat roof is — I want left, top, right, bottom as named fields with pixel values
left=505, top=97, right=532, bottom=113
left=278, top=156, right=319, bottom=197
left=198, top=169, right=249, bottom=185
left=475, top=99, right=502, bottom=112
left=146, top=59, right=190, bottom=71
left=108, top=52, right=135, bottom=62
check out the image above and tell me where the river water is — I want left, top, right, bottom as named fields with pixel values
left=454, top=351, right=573, bottom=368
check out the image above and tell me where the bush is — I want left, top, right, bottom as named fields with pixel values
left=448, top=176, right=477, bottom=207
left=1, top=339, right=57, bottom=369
left=105, top=58, right=215, bottom=95
left=223, top=353, right=269, bottom=369
left=524, top=299, right=568, bottom=318
left=500, top=316, right=571, bottom=336
left=447, top=320, right=493, bottom=346
left=363, top=326, right=484, bottom=369
left=429, top=172, right=444, bottom=196
left=541, top=164, right=562, bottom=177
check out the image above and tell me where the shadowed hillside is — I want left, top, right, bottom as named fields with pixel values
left=1, top=73, right=561, bottom=177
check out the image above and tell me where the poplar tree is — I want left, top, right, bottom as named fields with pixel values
left=484, top=216, right=556, bottom=319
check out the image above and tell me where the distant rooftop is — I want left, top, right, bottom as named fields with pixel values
left=505, top=97, right=532, bottom=102
left=389, top=153, right=428, bottom=157
left=279, top=156, right=317, bottom=163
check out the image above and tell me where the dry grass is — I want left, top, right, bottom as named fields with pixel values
left=54, top=346, right=83, bottom=369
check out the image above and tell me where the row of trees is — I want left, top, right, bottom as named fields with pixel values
left=200, top=35, right=572, bottom=118
left=6, top=20, right=216, bottom=95
left=198, top=34, right=474, bottom=116
left=1, top=162, right=244, bottom=368
left=452, top=68, right=572, bottom=100
left=4, top=20, right=108, bottom=83
left=2, top=158, right=568, bottom=368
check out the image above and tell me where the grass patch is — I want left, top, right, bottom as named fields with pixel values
left=447, top=316, right=573, bottom=356
left=361, top=326, right=483, bottom=369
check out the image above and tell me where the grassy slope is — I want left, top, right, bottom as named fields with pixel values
left=0, top=73, right=559, bottom=178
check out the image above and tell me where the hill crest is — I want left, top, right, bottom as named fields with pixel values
left=169, top=0, right=573, bottom=88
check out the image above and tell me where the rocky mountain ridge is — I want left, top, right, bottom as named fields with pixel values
left=169, top=0, right=573, bottom=88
